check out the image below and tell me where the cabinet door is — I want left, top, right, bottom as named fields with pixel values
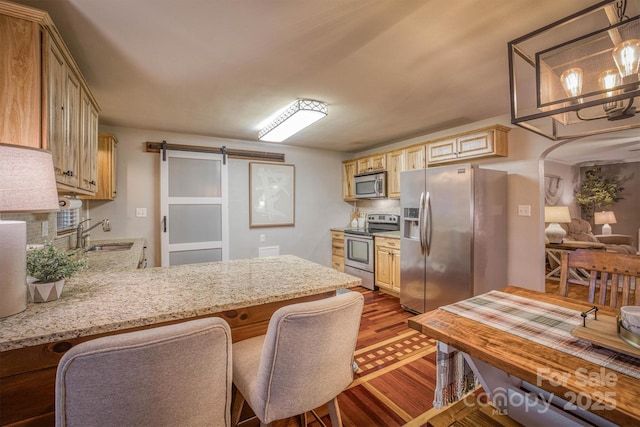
left=375, top=246, right=393, bottom=290
left=356, top=158, right=371, bottom=174
left=47, top=39, right=66, bottom=182
left=404, top=145, right=425, bottom=170
left=386, top=150, right=403, bottom=199
left=79, top=89, right=98, bottom=192
left=63, top=67, right=80, bottom=187
left=342, top=161, right=356, bottom=201
left=0, top=16, right=41, bottom=148
left=81, top=133, right=118, bottom=200
left=392, top=249, right=401, bottom=292
left=427, top=138, right=457, bottom=163
left=457, top=131, right=494, bottom=158
left=370, top=153, right=386, bottom=171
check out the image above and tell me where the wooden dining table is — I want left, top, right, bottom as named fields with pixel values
left=408, top=286, right=640, bottom=426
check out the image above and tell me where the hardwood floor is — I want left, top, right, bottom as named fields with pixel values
left=236, top=287, right=443, bottom=427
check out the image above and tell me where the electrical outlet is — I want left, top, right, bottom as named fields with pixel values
left=518, top=205, right=531, bottom=217
left=136, top=208, right=147, bottom=217
left=41, top=221, right=48, bottom=237
left=260, top=234, right=266, bottom=243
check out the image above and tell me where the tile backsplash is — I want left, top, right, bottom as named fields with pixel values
left=2, top=212, right=72, bottom=251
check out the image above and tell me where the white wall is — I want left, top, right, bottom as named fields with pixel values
left=87, top=126, right=352, bottom=267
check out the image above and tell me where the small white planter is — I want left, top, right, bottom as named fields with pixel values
left=28, top=279, right=66, bottom=303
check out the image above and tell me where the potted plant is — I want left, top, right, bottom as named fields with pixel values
left=26, top=244, right=85, bottom=303
left=574, top=166, right=624, bottom=222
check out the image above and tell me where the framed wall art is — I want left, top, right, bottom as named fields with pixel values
left=249, top=162, right=295, bottom=227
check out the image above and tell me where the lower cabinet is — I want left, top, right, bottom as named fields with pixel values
left=375, top=236, right=401, bottom=295
left=331, top=230, right=344, bottom=272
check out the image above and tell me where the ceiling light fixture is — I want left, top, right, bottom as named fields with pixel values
left=509, top=0, right=640, bottom=140
left=258, top=99, right=328, bottom=142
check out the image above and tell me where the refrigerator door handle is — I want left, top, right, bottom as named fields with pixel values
left=418, top=191, right=425, bottom=255
left=424, top=191, right=432, bottom=256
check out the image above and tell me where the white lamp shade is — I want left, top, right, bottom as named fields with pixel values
left=544, top=206, right=571, bottom=224
left=0, top=143, right=59, bottom=213
left=594, top=211, right=617, bottom=225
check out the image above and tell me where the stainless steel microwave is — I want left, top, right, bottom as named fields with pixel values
left=354, top=171, right=387, bottom=199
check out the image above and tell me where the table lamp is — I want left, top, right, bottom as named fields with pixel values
left=544, top=206, right=571, bottom=244
left=0, top=144, right=59, bottom=318
left=594, top=211, right=617, bottom=235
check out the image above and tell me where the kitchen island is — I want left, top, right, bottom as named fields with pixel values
left=0, top=254, right=359, bottom=425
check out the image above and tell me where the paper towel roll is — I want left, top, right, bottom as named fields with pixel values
left=58, top=197, right=82, bottom=210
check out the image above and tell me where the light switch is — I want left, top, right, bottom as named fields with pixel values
left=136, top=208, right=147, bottom=217
left=260, top=234, right=266, bottom=243
left=518, top=205, right=531, bottom=217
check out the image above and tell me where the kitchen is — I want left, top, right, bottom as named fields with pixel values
left=2, top=0, right=640, bottom=426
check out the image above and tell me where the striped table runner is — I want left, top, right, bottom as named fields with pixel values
left=441, top=290, right=640, bottom=380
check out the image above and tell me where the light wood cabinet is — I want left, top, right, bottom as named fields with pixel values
left=331, top=230, right=344, bottom=272
left=81, top=133, right=117, bottom=200
left=79, top=90, right=99, bottom=192
left=356, top=153, right=386, bottom=174
left=375, top=236, right=401, bottom=295
left=404, top=145, right=425, bottom=171
left=0, top=14, right=41, bottom=148
left=386, top=149, right=404, bottom=199
left=427, top=125, right=510, bottom=165
left=0, top=1, right=100, bottom=195
left=342, top=160, right=356, bottom=201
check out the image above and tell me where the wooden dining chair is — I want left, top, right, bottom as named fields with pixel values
left=559, top=249, right=640, bottom=307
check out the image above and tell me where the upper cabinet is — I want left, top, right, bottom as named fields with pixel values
left=0, top=14, right=41, bottom=148
left=342, top=160, right=356, bottom=201
left=0, top=0, right=100, bottom=195
left=356, top=153, right=386, bottom=174
left=427, top=125, right=510, bottom=165
left=386, top=149, right=403, bottom=199
left=403, top=145, right=425, bottom=171
left=341, top=125, right=509, bottom=201
left=81, top=133, right=117, bottom=200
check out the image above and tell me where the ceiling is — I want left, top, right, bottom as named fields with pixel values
left=11, top=0, right=640, bottom=159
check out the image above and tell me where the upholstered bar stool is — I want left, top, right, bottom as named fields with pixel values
left=232, top=291, right=364, bottom=427
left=56, top=318, right=232, bottom=427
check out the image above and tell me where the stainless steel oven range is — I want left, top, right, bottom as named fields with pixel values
left=343, top=214, right=400, bottom=290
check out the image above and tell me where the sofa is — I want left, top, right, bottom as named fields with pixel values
left=561, top=218, right=637, bottom=254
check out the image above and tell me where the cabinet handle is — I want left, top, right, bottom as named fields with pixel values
left=89, top=180, right=96, bottom=185
left=64, top=170, right=74, bottom=177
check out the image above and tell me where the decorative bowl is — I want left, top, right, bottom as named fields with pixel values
left=620, top=306, right=640, bottom=336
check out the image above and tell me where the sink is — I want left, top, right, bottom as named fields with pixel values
left=86, top=242, right=134, bottom=252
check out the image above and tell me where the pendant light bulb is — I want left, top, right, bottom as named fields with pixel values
left=560, top=68, right=583, bottom=98
left=612, top=39, right=640, bottom=85
left=599, top=69, right=621, bottom=95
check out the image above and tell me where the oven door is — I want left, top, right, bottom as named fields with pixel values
left=344, top=233, right=374, bottom=272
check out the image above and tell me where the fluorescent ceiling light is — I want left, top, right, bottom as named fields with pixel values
left=259, top=99, right=328, bottom=142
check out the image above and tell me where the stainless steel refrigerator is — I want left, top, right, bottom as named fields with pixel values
left=400, top=163, right=507, bottom=314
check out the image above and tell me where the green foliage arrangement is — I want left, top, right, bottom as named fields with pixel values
left=26, top=244, right=86, bottom=283
left=574, top=166, right=624, bottom=221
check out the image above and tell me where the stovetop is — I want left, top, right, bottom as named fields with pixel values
left=344, top=214, right=400, bottom=236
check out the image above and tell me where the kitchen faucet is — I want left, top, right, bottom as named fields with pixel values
left=76, top=218, right=111, bottom=249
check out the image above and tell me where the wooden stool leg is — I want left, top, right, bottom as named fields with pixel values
left=327, top=397, right=343, bottom=427
left=231, top=387, right=245, bottom=426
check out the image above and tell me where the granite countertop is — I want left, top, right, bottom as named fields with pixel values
left=0, top=254, right=360, bottom=351
left=81, top=238, right=147, bottom=271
